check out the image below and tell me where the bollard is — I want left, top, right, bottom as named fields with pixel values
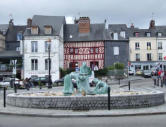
left=14, top=83, right=17, bottom=93
left=128, top=81, right=130, bottom=91
left=3, top=87, right=6, bottom=107
left=108, top=87, right=110, bottom=110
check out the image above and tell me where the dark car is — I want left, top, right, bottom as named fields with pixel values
left=54, top=77, right=64, bottom=86
left=30, top=76, right=50, bottom=86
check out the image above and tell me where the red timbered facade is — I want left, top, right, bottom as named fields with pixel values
left=64, top=41, right=104, bottom=69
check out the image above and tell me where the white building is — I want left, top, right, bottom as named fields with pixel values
left=22, top=15, right=65, bottom=81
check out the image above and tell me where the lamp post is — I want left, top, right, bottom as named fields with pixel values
left=48, top=38, right=52, bottom=89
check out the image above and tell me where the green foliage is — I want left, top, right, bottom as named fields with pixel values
left=108, top=62, right=124, bottom=70
left=114, top=63, right=124, bottom=70
left=60, top=68, right=75, bottom=78
left=94, top=67, right=109, bottom=77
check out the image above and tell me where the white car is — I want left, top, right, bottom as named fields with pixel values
left=128, top=69, right=134, bottom=75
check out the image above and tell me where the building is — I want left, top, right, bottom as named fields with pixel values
left=0, top=19, right=25, bottom=78
left=128, top=20, right=166, bottom=72
left=23, top=15, right=65, bottom=81
left=64, top=17, right=105, bottom=70
left=104, top=24, right=129, bottom=67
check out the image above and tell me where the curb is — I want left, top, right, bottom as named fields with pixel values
left=1, top=111, right=166, bottom=118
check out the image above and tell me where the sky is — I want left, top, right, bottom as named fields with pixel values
left=0, top=0, right=166, bottom=28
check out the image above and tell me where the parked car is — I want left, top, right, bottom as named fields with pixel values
left=128, top=69, right=134, bottom=75
left=142, top=70, right=152, bottom=78
left=30, top=76, right=50, bottom=86
left=135, top=70, right=143, bottom=76
left=54, top=77, right=64, bottom=84
left=0, top=77, right=10, bottom=87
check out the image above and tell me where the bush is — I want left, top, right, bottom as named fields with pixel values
left=60, top=68, right=75, bottom=78
left=94, top=67, right=108, bottom=77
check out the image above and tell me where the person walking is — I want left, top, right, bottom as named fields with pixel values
left=163, top=71, right=166, bottom=87
left=160, top=70, right=164, bottom=87
left=152, top=72, right=157, bottom=87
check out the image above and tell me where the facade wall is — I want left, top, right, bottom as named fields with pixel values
left=64, top=41, right=104, bottom=69
left=104, top=41, right=129, bottom=67
left=23, top=36, right=61, bottom=81
left=129, top=37, right=157, bottom=62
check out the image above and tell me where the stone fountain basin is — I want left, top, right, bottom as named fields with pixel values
left=7, top=90, right=165, bottom=110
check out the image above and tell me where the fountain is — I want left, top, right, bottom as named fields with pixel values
left=7, top=63, right=165, bottom=110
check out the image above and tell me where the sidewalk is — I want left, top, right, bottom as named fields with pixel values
left=0, top=79, right=166, bottom=117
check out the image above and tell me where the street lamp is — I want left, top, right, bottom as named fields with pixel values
left=48, top=38, right=52, bottom=89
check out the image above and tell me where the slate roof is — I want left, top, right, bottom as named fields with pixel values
left=0, top=51, right=22, bottom=58
left=6, top=25, right=26, bottom=42
left=24, top=15, right=66, bottom=36
left=108, top=24, right=166, bottom=38
left=64, top=23, right=105, bottom=42
left=107, top=24, right=129, bottom=40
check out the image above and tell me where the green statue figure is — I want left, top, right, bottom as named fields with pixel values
left=63, top=62, right=109, bottom=95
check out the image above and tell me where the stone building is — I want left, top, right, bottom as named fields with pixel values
left=104, top=24, right=129, bottom=67
left=23, top=15, right=65, bottom=81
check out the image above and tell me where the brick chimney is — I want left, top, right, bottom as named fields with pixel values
left=78, top=17, right=90, bottom=33
left=149, top=20, right=155, bottom=29
left=27, top=18, right=32, bottom=28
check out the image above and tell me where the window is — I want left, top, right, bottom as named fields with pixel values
left=135, top=42, right=140, bottom=50
left=31, top=26, right=38, bottom=35
left=90, top=48, right=94, bottom=54
left=69, top=48, right=74, bottom=54
left=135, top=65, right=141, bottom=70
left=147, top=42, right=151, bottom=50
left=75, top=48, right=79, bottom=54
left=113, top=47, right=119, bottom=55
left=31, top=41, right=38, bottom=52
left=134, top=32, right=139, bottom=37
left=120, top=31, right=125, bottom=38
left=31, top=59, right=38, bottom=70
left=16, top=47, right=20, bottom=51
left=45, top=41, right=51, bottom=52
left=158, top=53, right=163, bottom=61
left=146, top=32, right=151, bottom=37
left=158, top=42, right=162, bottom=49
left=136, top=53, right=140, bottom=61
left=17, top=32, right=23, bottom=41
left=113, top=33, right=118, bottom=40
left=44, top=26, right=52, bottom=35
left=45, top=59, right=51, bottom=70
left=147, top=53, right=152, bottom=61
left=143, top=65, right=149, bottom=70
left=158, top=32, right=162, bottom=37
left=95, top=48, right=99, bottom=53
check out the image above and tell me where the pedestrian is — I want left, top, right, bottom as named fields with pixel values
left=160, top=70, right=164, bottom=87
left=152, top=72, right=157, bottom=87
left=163, top=71, right=166, bottom=87
left=24, top=78, right=30, bottom=90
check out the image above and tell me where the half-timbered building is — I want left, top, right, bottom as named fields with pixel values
left=64, top=17, right=105, bottom=70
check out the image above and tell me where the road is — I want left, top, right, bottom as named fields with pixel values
left=0, top=114, right=165, bottom=127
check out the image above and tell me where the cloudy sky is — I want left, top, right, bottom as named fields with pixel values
left=0, top=0, right=166, bottom=28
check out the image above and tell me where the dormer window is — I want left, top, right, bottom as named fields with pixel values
left=158, top=32, right=162, bottom=37
left=146, top=32, right=151, bottom=37
left=134, top=32, right=139, bottom=37
left=120, top=31, right=126, bottom=38
left=44, top=25, right=52, bottom=35
left=113, top=33, right=118, bottom=40
left=31, top=26, right=39, bottom=35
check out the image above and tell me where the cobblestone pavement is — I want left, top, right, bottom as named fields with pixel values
left=0, top=77, right=166, bottom=117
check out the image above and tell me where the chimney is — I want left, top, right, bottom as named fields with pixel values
left=78, top=17, right=90, bottom=33
left=9, top=19, right=14, bottom=28
left=27, top=18, right=32, bottom=28
left=149, top=20, right=155, bottom=29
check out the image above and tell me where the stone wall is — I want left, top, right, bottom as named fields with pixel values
left=7, top=92, right=165, bottom=110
